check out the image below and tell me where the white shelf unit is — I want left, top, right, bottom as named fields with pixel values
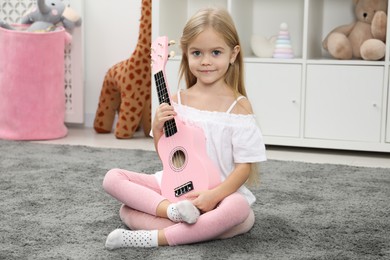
left=152, top=0, right=390, bottom=152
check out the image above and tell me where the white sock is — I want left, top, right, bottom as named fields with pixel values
left=167, top=200, right=200, bottom=224
left=105, top=229, right=158, bottom=249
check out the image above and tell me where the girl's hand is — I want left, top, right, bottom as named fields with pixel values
left=186, top=163, right=252, bottom=213
left=186, top=190, right=220, bottom=213
left=152, top=103, right=176, bottom=134
left=152, top=103, right=177, bottom=152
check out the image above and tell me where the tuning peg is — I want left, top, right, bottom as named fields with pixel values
left=169, top=40, right=176, bottom=46
left=168, top=51, right=175, bottom=58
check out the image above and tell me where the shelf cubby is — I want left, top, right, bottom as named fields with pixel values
left=152, top=0, right=390, bottom=152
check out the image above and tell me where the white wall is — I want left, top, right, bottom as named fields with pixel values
left=83, top=0, right=142, bottom=127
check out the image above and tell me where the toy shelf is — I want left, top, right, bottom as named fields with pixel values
left=154, top=0, right=305, bottom=60
left=152, top=0, right=390, bottom=152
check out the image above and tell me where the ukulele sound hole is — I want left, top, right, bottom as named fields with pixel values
left=170, top=148, right=187, bottom=171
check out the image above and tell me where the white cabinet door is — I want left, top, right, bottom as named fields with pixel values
left=305, top=65, right=383, bottom=142
left=245, top=63, right=302, bottom=137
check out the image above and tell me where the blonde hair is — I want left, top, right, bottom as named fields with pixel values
left=179, top=7, right=246, bottom=97
left=179, top=8, right=260, bottom=186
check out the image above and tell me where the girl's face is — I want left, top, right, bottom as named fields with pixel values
left=187, top=27, right=239, bottom=87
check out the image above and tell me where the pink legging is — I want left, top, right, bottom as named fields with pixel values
left=103, top=168, right=254, bottom=246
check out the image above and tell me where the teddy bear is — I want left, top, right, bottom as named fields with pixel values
left=322, top=0, right=387, bottom=61
left=0, top=0, right=81, bottom=33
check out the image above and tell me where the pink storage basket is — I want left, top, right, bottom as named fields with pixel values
left=0, top=25, right=68, bottom=140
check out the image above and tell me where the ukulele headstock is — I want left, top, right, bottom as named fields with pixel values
left=151, top=36, right=175, bottom=74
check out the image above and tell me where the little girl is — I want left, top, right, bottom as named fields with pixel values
left=103, top=7, right=266, bottom=248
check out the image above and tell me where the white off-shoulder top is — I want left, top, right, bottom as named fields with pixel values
left=154, top=90, right=267, bottom=205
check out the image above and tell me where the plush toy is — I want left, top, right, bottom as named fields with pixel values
left=61, top=5, right=82, bottom=32
left=323, top=0, right=387, bottom=61
left=0, top=0, right=81, bottom=33
left=251, top=35, right=277, bottom=58
left=93, top=0, right=152, bottom=139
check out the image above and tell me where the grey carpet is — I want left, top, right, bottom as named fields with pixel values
left=0, top=140, right=389, bottom=260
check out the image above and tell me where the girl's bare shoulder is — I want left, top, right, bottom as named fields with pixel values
left=231, top=97, right=254, bottom=115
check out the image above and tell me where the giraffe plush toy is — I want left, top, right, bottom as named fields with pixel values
left=94, top=0, right=151, bottom=139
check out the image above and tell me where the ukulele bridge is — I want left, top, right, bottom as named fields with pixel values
left=174, top=181, right=194, bottom=197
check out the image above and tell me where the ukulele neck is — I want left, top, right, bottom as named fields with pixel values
left=154, top=70, right=178, bottom=137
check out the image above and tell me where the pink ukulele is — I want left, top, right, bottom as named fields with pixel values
left=151, top=36, right=221, bottom=202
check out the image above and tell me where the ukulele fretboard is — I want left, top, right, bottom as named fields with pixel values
left=154, top=70, right=178, bottom=137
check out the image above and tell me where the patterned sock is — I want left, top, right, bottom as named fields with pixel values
left=105, top=229, right=158, bottom=249
left=167, top=200, right=200, bottom=224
